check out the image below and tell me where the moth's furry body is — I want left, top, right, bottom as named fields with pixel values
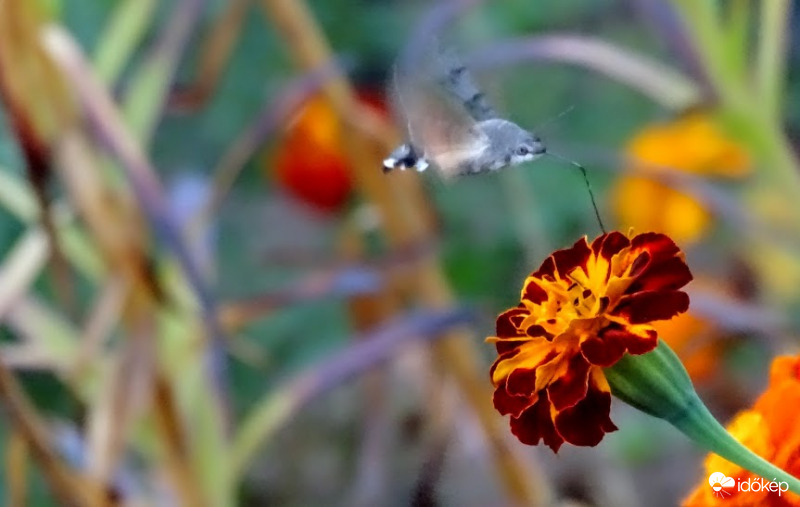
left=383, top=46, right=545, bottom=178
left=383, top=118, right=545, bottom=176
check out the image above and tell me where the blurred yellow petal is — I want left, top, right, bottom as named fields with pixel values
left=651, top=312, right=718, bottom=382
left=612, top=178, right=710, bottom=245
left=614, top=113, right=750, bottom=245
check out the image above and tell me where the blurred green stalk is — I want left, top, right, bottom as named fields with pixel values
left=756, top=0, right=791, bottom=121
left=93, top=0, right=157, bottom=85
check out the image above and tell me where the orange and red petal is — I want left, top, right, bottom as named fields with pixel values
left=630, top=232, right=682, bottom=263
left=580, top=326, right=633, bottom=366
left=509, top=392, right=564, bottom=452
left=496, top=305, right=528, bottom=340
left=754, top=380, right=800, bottom=445
left=613, top=290, right=690, bottom=324
left=547, top=353, right=591, bottom=411
left=769, top=355, right=800, bottom=385
left=593, top=323, right=658, bottom=361
left=522, top=277, right=548, bottom=304
left=506, top=367, right=538, bottom=397
left=591, top=230, right=630, bottom=263
left=493, top=384, right=533, bottom=418
left=532, top=236, right=591, bottom=282
left=551, top=237, right=592, bottom=278
left=553, top=377, right=617, bottom=447
left=490, top=341, right=558, bottom=386
left=628, top=255, right=693, bottom=293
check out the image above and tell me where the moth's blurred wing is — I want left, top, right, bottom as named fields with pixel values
left=393, top=75, right=487, bottom=180
left=428, top=141, right=488, bottom=180
left=434, top=47, right=498, bottom=122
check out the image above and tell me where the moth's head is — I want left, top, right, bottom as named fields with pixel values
left=477, top=119, right=547, bottom=170
left=507, top=130, right=546, bottom=166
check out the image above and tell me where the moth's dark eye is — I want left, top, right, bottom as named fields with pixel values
left=516, top=146, right=529, bottom=156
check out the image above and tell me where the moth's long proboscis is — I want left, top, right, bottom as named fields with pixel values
left=547, top=151, right=607, bottom=234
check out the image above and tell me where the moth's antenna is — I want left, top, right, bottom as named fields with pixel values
left=391, top=63, right=412, bottom=136
left=546, top=151, right=607, bottom=234
left=534, top=105, right=576, bottom=134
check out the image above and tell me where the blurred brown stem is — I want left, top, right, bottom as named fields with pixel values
left=5, top=430, right=29, bottom=507
left=338, top=220, right=396, bottom=506
left=233, top=308, right=476, bottom=476
left=43, top=26, right=231, bottom=429
left=191, top=59, right=344, bottom=238
left=169, top=0, right=252, bottom=111
left=152, top=378, right=207, bottom=507
left=0, top=0, right=77, bottom=317
left=0, top=361, right=99, bottom=506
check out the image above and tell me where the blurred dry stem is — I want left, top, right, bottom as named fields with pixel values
left=195, top=59, right=345, bottom=237
left=169, top=0, right=252, bottom=110
left=0, top=0, right=78, bottom=316
left=0, top=229, right=50, bottom=321
left=0, top=359, right=100, bottom=506
left=57, top=129, right=162, bottom=492
left=68, top=277, right=128, bottom=384
left=84, top=314, right=155, bottom=493
left=338, top=222, right=395, bottom=506
left=43, top=25, right=231, bottom=428
left=152, top=378, right=207, bottom=507
left=232, top=309, right=476, bottom=475
left=121, top=0, right=204, bottom=148
left=256, top=0, right=550, bottom=503
left=23, top=20, right=237, bottom=505
left=6, top=430, right=29, bottom=507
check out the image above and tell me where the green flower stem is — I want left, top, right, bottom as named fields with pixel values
left=606, top=342, right=800, bottom=494
left=721, top=0, right=749, bottom=83
left=670, top=394, right=800, bottom=495
left=756, top=0, right=791, bottom=121
left=670, top=0, right=743, bottom=104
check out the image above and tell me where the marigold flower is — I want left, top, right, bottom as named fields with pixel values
left=271, top=91, right=387, bottom=212
left=612, top=113, right=750, bottom=244
left=683, top=355, right=800, bottom=506
left=488, top=231, right=692, bottom=451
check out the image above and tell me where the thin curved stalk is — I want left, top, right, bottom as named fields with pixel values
left=191, top=58, right=347, bottom=236
left=93, top=0, right=157, bottom=85
left=0, top=229, right=49, bottom=321
left=120, top=0, right=203, bottom=147
left=0, top=360, right=99, bottom=506
left=470, top=34, right=702, bottom=110
left=231, top=309, right=475, bottom=478
left=756, top=0, right=791, bottom=122
left=169, top=0, right=252, bottom=110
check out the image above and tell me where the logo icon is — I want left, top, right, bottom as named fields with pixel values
left=709, top=472, right=735, bottom=498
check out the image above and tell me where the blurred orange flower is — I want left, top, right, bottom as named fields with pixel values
left=652, top=310, right=718, bottom=382
left=684, top=355, right=800, bottom=506
left=272, top=92, right=386, bottom=212
left=612, top=113, right=750, bottom=244
left=488, top=231, right=692, bottom=451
